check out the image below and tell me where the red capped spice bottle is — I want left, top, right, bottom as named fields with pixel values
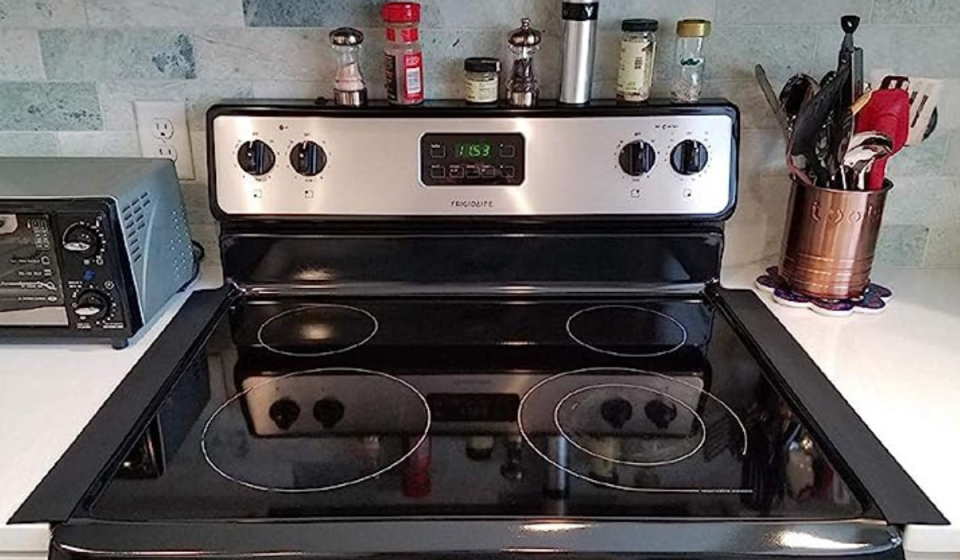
left=382, top=2, right=424, bottom=105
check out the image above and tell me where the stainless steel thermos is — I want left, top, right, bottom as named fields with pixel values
left=559, top=0, right=599, bottom=104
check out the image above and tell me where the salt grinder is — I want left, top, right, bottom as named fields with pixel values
left=330, top=27, right=368, bottom=107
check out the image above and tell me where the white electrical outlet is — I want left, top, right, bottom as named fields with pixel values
left=135, top=101, right=195, bottom=180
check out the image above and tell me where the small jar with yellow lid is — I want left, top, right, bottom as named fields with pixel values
left=671, top=19, right=711, bottom=103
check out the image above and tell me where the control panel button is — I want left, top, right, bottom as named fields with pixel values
left=62, top=224, right=101, bottom=258
left=429, top=165, right=446, bottom=179
left=466, top=165, right=480, bottom=179
left=74, top=289, right=110, bottom=321
left=670, top=140, right=709, bottom=175
left=429, top=144, right=446, bottom=159
left=618, top=141, right=657, bottom=177
left=449, top=165, right=465, bottom=179
left=480, top=165, right=496, bottom=179
left=501, top=165, right=516, bottom=179
left=289, top=141, right=327, bottom=176
left=237, top=139, right=276, bottom=176
left=499, top=144, right=516, bottom=158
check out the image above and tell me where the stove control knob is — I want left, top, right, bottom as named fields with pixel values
left=237, top=140, right=276, bottom=176
left=74, top=289, right=110, bottom=321
left=618, top=141, right=657, bottom=176
left=62, top=224, right=100, bottom=258
left=314, top=398, right=345, bottom=429
left=269, top=398, right=301, bottom=431
left=289, top=141, right=327, bottom=176
left=670, top=140, right=709, bottom=175
left=645, top=399, right=678, bottom=430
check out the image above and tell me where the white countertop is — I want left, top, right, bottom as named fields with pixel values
left=0, top=265, right=957, bottom=556
left=723, top=265, right=960, bottom=555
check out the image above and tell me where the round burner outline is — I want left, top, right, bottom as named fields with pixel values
left=256, top=304, right=379, bottom=357
left=553, top=383, right=706, bottom=468
left=566, top=305, right=688, bottom=358
left=517, top=367, right=750, bottom=494
left=200, top=367, right=431, bottom=494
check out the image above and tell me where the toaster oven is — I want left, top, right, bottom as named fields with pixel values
left=0, top=158, right=196, bottom=348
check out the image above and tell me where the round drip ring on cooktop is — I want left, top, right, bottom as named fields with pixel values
left=553, top=383, right=706, bottom=468
left=200, top=367, right=431, bottom=493
left=517, top=367, right=749, bottom=494
left=566, top=305, right=688, bottom=358
left=256, top=304, right=379, bottom=357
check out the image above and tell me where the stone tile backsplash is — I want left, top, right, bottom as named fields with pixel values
left=0, top=0, right=957, bottom=268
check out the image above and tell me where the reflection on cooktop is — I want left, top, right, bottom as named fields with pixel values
left=88, top=297, right=863, bottom=522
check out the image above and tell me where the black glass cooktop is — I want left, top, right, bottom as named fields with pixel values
left=86, top=296, right=867, bottom=522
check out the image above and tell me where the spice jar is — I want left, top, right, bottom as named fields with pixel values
left=329, top=28, right=367, bottom=107
left=506, top=18, right=542, bottom=107
left=617, top=19, right=658, bottom=103
left=671, top=19, right=711, bottom=103
left=464, top=57, right=500, bottom=104
left=382, top=2, right=424, bottom=105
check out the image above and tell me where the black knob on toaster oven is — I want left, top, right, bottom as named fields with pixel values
left=289, top=141, right=327, bottom=176
left=670, top=140, right=709, bottom=175
left=268, top=398, right=301, bottom=431
left=237, top=140, right=276, bottom=176
left=618, top=141, right=657, bottom=176
left=62, top=224, right=101, bottom=258
left=74, top=289, right=111, bottom=321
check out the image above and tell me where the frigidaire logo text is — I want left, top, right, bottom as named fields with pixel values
left=450, top=200, right=494, bottom=209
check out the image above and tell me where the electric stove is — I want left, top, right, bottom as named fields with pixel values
left=12, top=101, right=945, bottom=560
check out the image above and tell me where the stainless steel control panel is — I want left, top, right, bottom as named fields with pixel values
left=211, top=107, right=737, bottom=217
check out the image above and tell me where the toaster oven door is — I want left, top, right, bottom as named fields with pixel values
left=0, top=212, right=68, bottom=326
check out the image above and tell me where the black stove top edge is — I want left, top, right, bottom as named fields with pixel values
left=51, top=518, right=902, bottom=559
left=13, top=288, right=944, bottom=533
left=714, top=290, right=947, bottom=527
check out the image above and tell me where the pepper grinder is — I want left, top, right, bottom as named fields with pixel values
left=506, top=18, right=542, bottom=107
left=329, top=27, right=368, bottom=107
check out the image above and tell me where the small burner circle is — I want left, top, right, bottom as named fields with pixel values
left=553, top=383, right=706, bottom=467
left=257, top=304, right=379, bottom=357
left=566, top=305, right=688, bottom=358
left=200, top=367, right=431, bottom=493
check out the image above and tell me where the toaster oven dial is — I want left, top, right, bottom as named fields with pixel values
left=618, top=140, right=657, bottom=176
left=74, top=289, right=111, bottom=321
left=289, top=140, right=327, bottom=176
left=62, top=223, right=101, bottom=258
left=670, top=140, right=709, bottom=175
left=237, top=139, right=276, bottom=176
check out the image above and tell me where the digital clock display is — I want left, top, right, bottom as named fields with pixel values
left=454, top=142, right=492, bottom=159
left=420, top=132, right=525, bottom=186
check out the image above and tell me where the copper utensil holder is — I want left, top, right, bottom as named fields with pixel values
left=779, top=180, right=891, bottom=300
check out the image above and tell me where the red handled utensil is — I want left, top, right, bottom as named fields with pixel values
left=854, top=88, right=909, bottom=190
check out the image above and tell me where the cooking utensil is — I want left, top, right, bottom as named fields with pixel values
left=755, top=64, right=791, bottom=139
left=855, top=89, right=909, bottom=190
left=906, top=78, right=942, bottom=145
left=841, top=131, right=893, bottom=190
left=879, top=75, right=909, bottom=91
left=871, top=71, right=942, bottom=145
left=779, top=73, right=818, bottom=125
left=838, top=15, right=862, bottom=109
left=851, top=90, right=873, bottom=115
left=790, top=65, right=849, bottom=186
